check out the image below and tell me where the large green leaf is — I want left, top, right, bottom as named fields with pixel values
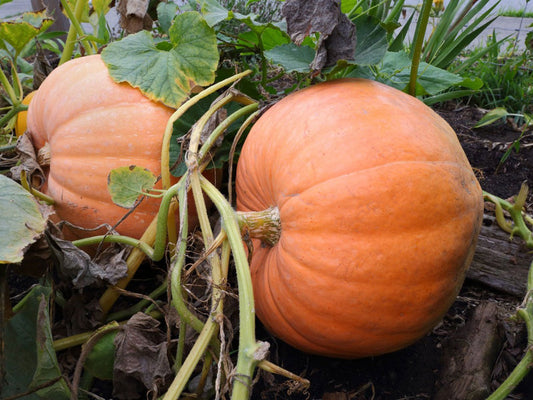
left=0, top=175, right=47, bottom=264
left=0, top=11, right=53, bottom=55
left=2, top=285, right=70, bottom=399
left=101, top=11, right=219, bottom=108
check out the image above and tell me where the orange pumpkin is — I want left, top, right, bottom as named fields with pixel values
left=15, top=91, right=36, bottom=137
left=27, top=55, right=217, bottom=239
left=235, top=78, right=483, bottom=358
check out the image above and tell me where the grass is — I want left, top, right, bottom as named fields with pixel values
left=459, top=33, right=533, bottom=115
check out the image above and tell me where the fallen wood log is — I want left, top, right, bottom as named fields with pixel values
left=467, top=214, right=531, bottom=298
left=434, top=301, right=505, bottom=400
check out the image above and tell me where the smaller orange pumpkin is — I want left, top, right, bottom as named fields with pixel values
left=15, top=91, right=36, bottom=137
left=26, top=55, right=219, bottom=240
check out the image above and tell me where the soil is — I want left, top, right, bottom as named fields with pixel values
left=5, top=103, right=533, bottom=400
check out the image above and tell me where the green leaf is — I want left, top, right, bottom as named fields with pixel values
left=372, top=51, right=463, bottom=95
left=475, top=107, right=509, bottom=128
left=0, top=11, right=53, bottom=55
left=2, top=285, right=70, bottom=399
left=197, top=0, right=230, bottom=27
left=264, top=43, right=315, bottom=73
left=157, top=1, right=179, bottom=34
left=238, top=25, right=290, bottom=52
left=352, top=16, right=388, bottom=65
left=415, top=62, right=464, bottom=95
left=0, top=175, right=47, bottom=264
left=85, top=326, right=119, bottom=381
left=107, top=166, right=158, bottom=208
left=459, top=76, right=484, bottom=90
left=101, top=11, right=219, bottom=108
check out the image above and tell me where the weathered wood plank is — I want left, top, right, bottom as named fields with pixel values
left=467, top=214, right=531, bottom=298
left=434, top=301, right=504, bottom=400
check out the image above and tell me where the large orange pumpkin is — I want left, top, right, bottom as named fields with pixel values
left=27, top=54, right=217, bottom=239
left=235, top=78, right=483, bottom=359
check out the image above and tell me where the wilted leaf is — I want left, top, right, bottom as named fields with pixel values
left=0, top=11, right=54, bottom=55
left=101, top=11, right=219, bottom=108
left=113, top=313, right=172, bottom=399
left=2, top=285, right=70, bottom=399
left=107, top=165, right=157, bottom=208
left=475, top=107, right=510, bottom=128
left=46, top=233, right=128, bottom=288
left=282, top=0, right=339, bottom=45
left=63, top=293, right=104, bottom=334
left=282, top=0, right=356, bottom=71
left=9, top=133, right=46, bottom=188
left=0, top=174, right=47, bottom=264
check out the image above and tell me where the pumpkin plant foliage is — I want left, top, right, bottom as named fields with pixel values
left=2, top=285, right=71, bottom=399
left=101, top=11, right=219, bottom=108
left=0, top=174, right=48, bottom=264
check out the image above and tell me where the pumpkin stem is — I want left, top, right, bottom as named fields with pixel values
left=37, top=142, right=51, bottom=167
left=236, top=207, right=281, bottom=247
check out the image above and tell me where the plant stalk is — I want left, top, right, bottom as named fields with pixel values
left=200, top=176, right=265, bottom=400
left=408, top=0, right=433, bottom=96
left=59, top=0, right=89, bottom=65
left=160, top=70, right=252, bottom=190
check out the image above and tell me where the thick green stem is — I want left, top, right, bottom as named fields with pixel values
left=200, top=176, right=265, bottom=400
left=59, top=0, right=89, bottom=65
left=408, top=0, right=432, bottom=96
left=72, top=235, right=155, bottom=258
left=0, top=103, right=27, bottom=130
left=483, top=186, right=533, bottom=247
left=487, top=350, right=533, bottom=400
left=60, top=0, right=95, bottom=55
left=485, top=186, right=533, bottom=399
left=160, top=70, right=252, bottom=190
left=163, top=318, right=218, bottom=400
left=197, top=101, right=258, bottom=164
left=487, top=263, right=533, bottom=400
left=163, top=81, right=234, bottom=400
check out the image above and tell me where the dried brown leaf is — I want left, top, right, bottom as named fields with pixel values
left=46, top=233, right=128, bottom=288
left=282, top=0, right=356, bottom=72
left=113, top=313, right=172, bottom=399
left=9, top=134, right=46, bottom=189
